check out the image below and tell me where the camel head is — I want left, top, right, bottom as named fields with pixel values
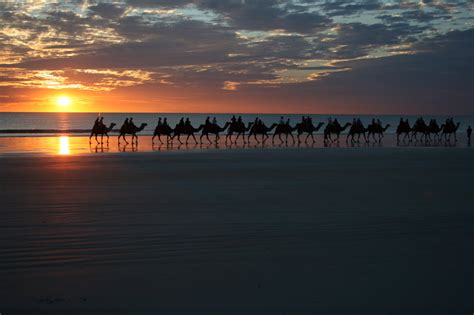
left=315, top=122, right=325, bottom=130
left=109, top=123, right=117, bottom=129
left=342, top=122, right=352, bottom=130
left=138, top=123, right=148, bottom=131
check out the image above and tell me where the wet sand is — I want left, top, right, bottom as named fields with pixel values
left=0, top=148, right=473, bottom=314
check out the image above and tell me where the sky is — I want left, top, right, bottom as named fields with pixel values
left=0, top=0, right=473, bottom=114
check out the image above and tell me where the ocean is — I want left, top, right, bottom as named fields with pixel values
left=0, top=112, right=473, bottom=136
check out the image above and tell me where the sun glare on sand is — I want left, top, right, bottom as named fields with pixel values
left=57, top=96, right=71, bottom=108
left=59, top=136, right=70, bottom=155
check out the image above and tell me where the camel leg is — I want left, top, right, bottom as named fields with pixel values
left=199, top=134, right=204, bottom=143
left=215, top=134, right=220, bottom=143
left=106, top=134, right=110, bottom=143
left=89, top=133, right=94, bottom=144
left=191, top=134, right=197, bottom=144
left=289, top=134, right=295, bottom=143
left=278, top=134, right=283, bottom=144
left=206, top=134, right=212, bottom=144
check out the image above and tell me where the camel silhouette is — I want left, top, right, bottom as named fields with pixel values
left=90, top=122, right=116, bottom=144
left=200, top=122, right=230, bottom=144
left=171, top=123, right=204, bottom=144
left=346, top=123, right=367, bottom=143
left=294, top=122, right=325, bottom=143
left=248, top=123, right=277, bottom=143
left=273, top=124, right=297, bottom=144
left=324, top=123, right=351, bottom=142
left=152, top=124, right=174, bottom=144
left=396, top=120, right=412, bottom=142
left=441, top=122, right=460, bottom=142
left=367, top=124, right=390, bottom=142
left=118, top=123, right=147, bottom=144
left=226, top=121, right=253, bottom=144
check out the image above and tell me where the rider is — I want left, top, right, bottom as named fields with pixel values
left=212, top=117, right=217, bottom=125
left=99, top=117, right=105, bottom=129
left=129, top=117, right=137, bottom=129
left=122, top=118, right=129, bottom=129
left=157, top=117, right=162, bottom=126
left=286, top=118, right=290, bottom=126
left=279, top=116, right=285, bottom=125
left=205, top=116, right=211, bottom=126
left=185, top=118, right=191, bottom=126
left=231, top=115, right=236, bottom=123
left=333, top=118, right=340, bottom=128
left=237, top=116, right=243, bottom=124
left=163, top=118, right=168, bottom=126
left=178, top=118, right=185, bottom=127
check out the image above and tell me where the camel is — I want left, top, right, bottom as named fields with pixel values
left=367, top=124, right=390, bottom=142
left=172, top=123, right=204, bottom=144
left=427, top=120, right=443, bottom=141
left=152, top=124, right=174, bottom=144
left=396, top=120, right=412, bottom=142
left=248, top=123, right=277, bottom=143
left=200, top=122, right=230, bottom=144
left=411, top=119, right=430, bottom=142
left=441, top=122, right=460, bottom=142
left=90, top=122, right=116, bottom=144
left=118, top=123, right=147, bottom=144
left=324, top=122, right=351, bottom=142
left=294, top=122, right=325, bottom=143
left=226, top=121, right=253, bottom=144
left=272, top=124, right=297, bottom=144
left=346, top=123, right=367, bottom=143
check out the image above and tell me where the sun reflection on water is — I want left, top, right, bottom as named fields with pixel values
left=59, top=136, right=70, bottom=155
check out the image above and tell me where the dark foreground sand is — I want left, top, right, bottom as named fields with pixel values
left=0, top=148, right=473, bottom=314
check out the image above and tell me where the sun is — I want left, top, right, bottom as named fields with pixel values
left=57, top=96, right=71, bottom=107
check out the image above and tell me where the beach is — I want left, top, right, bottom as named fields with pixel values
left=1, top=147, right=473, bottom=314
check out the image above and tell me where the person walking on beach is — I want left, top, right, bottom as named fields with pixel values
left=467, top=125, right=472, bottom=144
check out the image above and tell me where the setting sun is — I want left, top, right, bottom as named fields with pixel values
left=57, top=96, right=71, bottom=107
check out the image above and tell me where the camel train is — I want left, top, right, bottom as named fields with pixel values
left=89, top=116, right=462, bottom=145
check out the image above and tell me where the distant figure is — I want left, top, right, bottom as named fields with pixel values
left=467, top=125, right=472, bottom=144
left=93, top=116, right=100, bottom=128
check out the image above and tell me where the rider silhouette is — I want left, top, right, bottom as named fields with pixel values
left=157, top=117, right=162, bottom=126
left=212, top=117, right=217, bottom=125
left=185, top=118, right=191, bottom=126
left=279, top=116, right=285, bottom=125
left=163, top=118, right=168, bottom=126
left=129, top=117, right=137, bottom=129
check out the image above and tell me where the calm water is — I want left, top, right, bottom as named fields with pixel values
left=1, top=112, right=473, bottom=136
